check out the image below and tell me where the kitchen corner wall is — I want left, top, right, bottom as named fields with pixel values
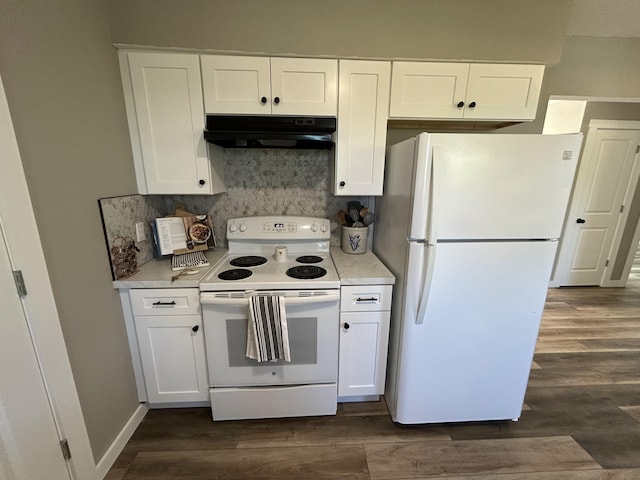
left=100, top=148, right=369, bottom=267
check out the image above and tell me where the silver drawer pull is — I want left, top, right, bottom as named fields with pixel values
left=152, top=300, right=176, bottom=306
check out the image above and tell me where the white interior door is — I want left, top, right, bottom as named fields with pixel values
left=0, top=219, right=71, bottom=480
left=555, top=125, right=640, bottom=286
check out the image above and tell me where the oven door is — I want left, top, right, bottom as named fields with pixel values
left=200, top=290, right=339, bottom=387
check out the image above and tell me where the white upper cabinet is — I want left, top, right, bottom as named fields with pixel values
left=463, top=64, right=544, bottom=120
left=201, top=56, right=338, bottom=116
left=200, top=56, right=271, bottom=115
left=389, top=62, right=544, bottom=121
left=121, top=51, right=225, bottom=195
left=390, top=62, right=470, bottom=119
left=334, top=60, right=391, bottom=196
left=270, top=58, right=338, bottom=116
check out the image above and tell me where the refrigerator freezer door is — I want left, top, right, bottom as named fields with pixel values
left=393, top=240, right=557, bottom=424
left=416, top=134, right=582, bottom=240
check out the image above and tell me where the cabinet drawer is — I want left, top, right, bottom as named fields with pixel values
left=340, top=285, right=392, bottom=312
left=130, top=288, right=201, bottom=316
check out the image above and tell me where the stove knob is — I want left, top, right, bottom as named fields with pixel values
left=320, top=223, right=328, bottom=232
left=229, top=223, right=238, bottom=233
left=239, top=223, right=247, bottom=232
left=310, top=223, right=318, bottom=232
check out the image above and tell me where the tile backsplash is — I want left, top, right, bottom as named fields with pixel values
left=98, top=194, right=167, bottom=278
left=169, top=149, right=369, bottom=247
left=99, top=149, right=371, bottom=271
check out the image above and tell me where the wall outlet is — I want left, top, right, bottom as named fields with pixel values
left=135, top=222, right=146, bottom=243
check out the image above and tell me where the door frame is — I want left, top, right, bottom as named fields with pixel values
left=551, top=119, right=640, bottom=287
left=0, top=74, right=97, bottom=478
left=600, top=120, right=640, bottom=286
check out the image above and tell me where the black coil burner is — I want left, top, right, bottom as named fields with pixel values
left=286, top=265, right=327, bottom=280
left=218, top=269, right=252, bottom=281
left=296, top=255, right=323, bottom=264
left=230, top=256, right=268, bottom=268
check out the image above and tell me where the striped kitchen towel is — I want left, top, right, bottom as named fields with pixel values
left=246, top=295, right=291, bottom=362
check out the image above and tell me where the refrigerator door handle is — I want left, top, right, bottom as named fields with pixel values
left=426, top=147, right=439, bottom=243
left=415, top=155, right=439, bottom=325
left=415, top=243, right=437, bottom=324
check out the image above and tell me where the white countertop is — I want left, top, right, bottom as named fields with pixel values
left=330, top=247, right=395, bottom=285
left=112, top=248, right=227, bottom=289
left=113, top=247, right=394, bottom=289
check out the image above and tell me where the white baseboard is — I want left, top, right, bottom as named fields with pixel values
left=95, top=403, right=148, bottom=479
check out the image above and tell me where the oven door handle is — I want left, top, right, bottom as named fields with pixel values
left=200, top=292, right=340, bottom=306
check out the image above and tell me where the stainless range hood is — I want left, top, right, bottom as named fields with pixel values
left=204, top=115, right=336, bottom=149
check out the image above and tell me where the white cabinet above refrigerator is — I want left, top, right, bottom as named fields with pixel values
left=389, top=62, right=544, bottom=121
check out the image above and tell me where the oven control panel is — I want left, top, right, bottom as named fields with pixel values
left=227, top=216, right=330, bottom=240
left=262, top=222, right=297, bottom=233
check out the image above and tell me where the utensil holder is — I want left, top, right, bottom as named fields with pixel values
left=341, top=226, right=368, bottom=254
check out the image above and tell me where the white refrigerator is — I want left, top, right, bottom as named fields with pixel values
left=373, top=132, right=582, bottom=424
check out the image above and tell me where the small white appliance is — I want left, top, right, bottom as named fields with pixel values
left=199, top=216, right=341, bottom=421
left=374, top=132, right=583, bottom=424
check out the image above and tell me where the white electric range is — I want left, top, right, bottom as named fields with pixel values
left=199, top=216, right=341, bottom=421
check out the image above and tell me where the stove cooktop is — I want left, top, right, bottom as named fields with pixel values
left=200, top=252, right=340, bottom=291
left=199, top=216, right=340, bottom=291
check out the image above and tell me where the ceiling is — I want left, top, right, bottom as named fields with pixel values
left=567, top=0, right=640, bottom=37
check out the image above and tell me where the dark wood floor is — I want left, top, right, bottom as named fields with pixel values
left=106, top=276, right=640, bottom=479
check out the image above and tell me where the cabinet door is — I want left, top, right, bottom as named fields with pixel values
left=126, top=52, right=212, bottom=194
left=201, top=55, right=271, bottom=114
left=270, top=58, right=338, bottom=116
left=135, top=314, right=209, bottom=403
left=389, top=62, right=469, bottom=119
left=463, top=64, right=544, bottom=120
left=338, top=311, right=390, bottom=397
left=335, top=60, right=390, bottom=196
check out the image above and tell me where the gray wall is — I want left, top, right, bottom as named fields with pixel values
left=106, top=0, right=571, bottom=64
left=0, top=0, right=139, bottom=461
left=581, top=102, right=640, bottom=132
left=505, top=36, right=640, bottom=135
left=2, top=0, right=640, bottom=464
left=545, top=36, right=640, bottom=98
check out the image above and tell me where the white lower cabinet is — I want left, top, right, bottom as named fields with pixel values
left=129, top=288, right=209, bottom=404
left=338, top=285, right=392, bottom=400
